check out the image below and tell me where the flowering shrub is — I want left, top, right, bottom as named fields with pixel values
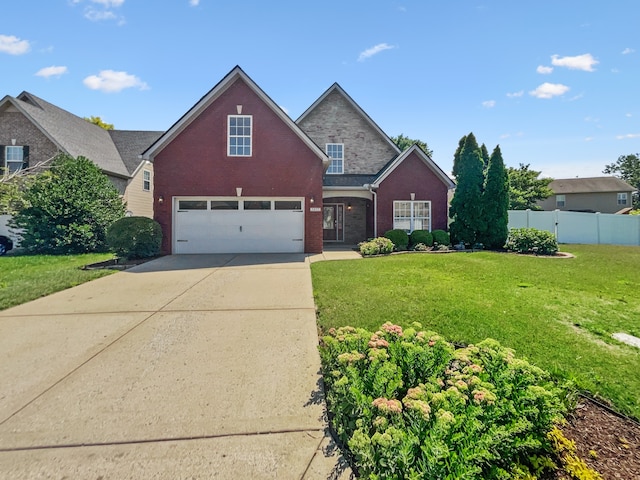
left=505, top=227, right=558, bottom=255
left=320, top=323, right=565, bottom=479
left=359, top=237, right=394, bottom=256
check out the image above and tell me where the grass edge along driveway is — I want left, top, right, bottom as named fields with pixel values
left=0, top=253, right=116, bottom=311
left=311, top=244, right=640, bottom=419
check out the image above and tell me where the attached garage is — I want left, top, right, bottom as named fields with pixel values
left=173, top=197, right=305, bottom=254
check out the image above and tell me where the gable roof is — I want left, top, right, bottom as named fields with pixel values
left=142, top=66, right=329, bottom=168
left=549, top=177, right=636, bottom=194
left=109, top=130, right=163, bottom=175
left=374, top=144, right=455, bottom=189
left=0, top=92, right=130, bottom=178
left=296, top=83, right=402, bottom=156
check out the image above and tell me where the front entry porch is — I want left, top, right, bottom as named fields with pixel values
left=322, top=196, right=372, bottom=246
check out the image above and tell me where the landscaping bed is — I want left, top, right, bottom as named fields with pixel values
left=82, top=256, right=162, bottom=271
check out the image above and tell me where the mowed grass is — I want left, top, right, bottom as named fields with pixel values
left=311, top=244, right=640, bottom=419
left=0, top=253, right=116, bottom=310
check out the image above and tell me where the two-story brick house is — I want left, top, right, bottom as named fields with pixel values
left=144, top=66, right=455, bottom=254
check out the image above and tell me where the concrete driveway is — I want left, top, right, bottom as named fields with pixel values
left=0, top=254, right=353, bottom=479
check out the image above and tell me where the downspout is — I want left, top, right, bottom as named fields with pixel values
left=365, top=184, right=378, bottom=238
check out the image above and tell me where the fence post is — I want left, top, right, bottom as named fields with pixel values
left=526, top=209, right=530, bottom=228
left=554, top=209, right=559, bottom=241
left=595, top=212, right=601, bottom=244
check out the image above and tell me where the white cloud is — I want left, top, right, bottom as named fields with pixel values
left=83, top=70, right=148, bottom=93
left=0, top=34, right=30, bottom=55
left=35, top=65, right=68, bottom=78
left=622, top=47, right=635, bottom=55
left=537, top=65, right=553, bottom=74
left=626, top=113, right=632, bottom=118
left=616, top=133, right=640, bottom=140
left=189, top=0, right=200, bottom=5
left=506, top=90, right=524, bottom=98
left=482, top=100, right=496, bottom=108
left=529, top=82, right=570, bottom=99
left=585, top=136, right=594, bottom=142
left=88, top=0, right=124, bottom=6
left=551, top=53, right=598, bottom=72
left=358, top=43, right=395, bottom=62
left=85, top=8, right=117, bottom=21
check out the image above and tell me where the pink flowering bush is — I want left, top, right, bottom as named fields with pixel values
left=320, top=323, right=565, bottom=479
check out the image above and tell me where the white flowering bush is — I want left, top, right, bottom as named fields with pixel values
left=320, top=323, right=566, bottom=479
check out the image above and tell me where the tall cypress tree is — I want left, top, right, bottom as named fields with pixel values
left=480, top=143, right=490, bottom=174
left=449, top=133, right=486, bottom=244
left=479, top=145, right=510, bottom=249
left=451, top=135, right=466, bottom=179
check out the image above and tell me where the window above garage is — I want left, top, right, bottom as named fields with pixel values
left=228, top=115, right=252, bottom=157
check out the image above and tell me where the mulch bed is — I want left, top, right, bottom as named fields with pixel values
left=559, top=396, right=640, bottom=479
left=82, top=256, right=162, bottom=270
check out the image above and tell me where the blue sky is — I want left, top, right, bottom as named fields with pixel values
left=2, top=1, right=639, bottom=179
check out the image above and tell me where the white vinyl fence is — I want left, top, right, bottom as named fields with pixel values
left=508, top=210, right=640, bottom=246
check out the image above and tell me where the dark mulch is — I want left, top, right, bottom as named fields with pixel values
left=559, top=397, right=640, bottom=479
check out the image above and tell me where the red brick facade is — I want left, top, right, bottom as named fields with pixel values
left=376, top=150, right=450, bottom=234
left=153, top=78, right=325, bottom=254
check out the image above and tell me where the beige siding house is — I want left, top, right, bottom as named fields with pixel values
left=0, top=92, right=162, bottom=217
left=537, top=177, right=636, bottom=214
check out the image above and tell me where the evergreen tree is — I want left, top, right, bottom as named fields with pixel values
left=480, top=143, right=490, bottom=173
left=452, top=135, right=466, bottom=178
left=479, top=145, right=509, bottom=249
left=449, top=133, right=486, bottom=244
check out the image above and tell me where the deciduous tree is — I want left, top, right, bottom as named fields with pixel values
left=10, top=154, right=125, bottom=253
left=391, top=134, right=433, bottom=157
left=603, top=153, right=640, bottom=208
left=507, top=163, right=553, bottom=210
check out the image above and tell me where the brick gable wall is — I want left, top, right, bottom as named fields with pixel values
left=153, top=78, right=324, bottom=254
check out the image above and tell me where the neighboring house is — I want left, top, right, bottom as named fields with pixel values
left=0, top=92, right=162, bottom=217
left=144, top=66, right=455, bottom=255
left=538, top=177, right=636, bottom=214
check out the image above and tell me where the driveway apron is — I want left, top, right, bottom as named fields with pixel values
left=0, top=254, right=351, bottom=479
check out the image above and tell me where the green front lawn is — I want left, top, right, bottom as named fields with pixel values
left=0, top=253, right=116, bottom=310
left=311, top=244, right=640, bottom=419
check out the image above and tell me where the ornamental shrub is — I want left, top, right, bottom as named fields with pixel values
left=359, top=237, right=394, bottom=256
left=505, top=227, right=558, bottom=255
left=320, top=323, right=566, bottom=479
left=106, top=216, right=162, bottom=259
left=384, top=229, right=409, bottom=250
left=431, top=229, right=450, bottom=246
left=409, top=229, right=433, bottom=247
left=10, top=154, right=125, bottom=254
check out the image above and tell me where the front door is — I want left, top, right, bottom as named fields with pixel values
left=323, top=204, right=344, bottom=242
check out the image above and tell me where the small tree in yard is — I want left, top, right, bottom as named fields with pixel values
left=449, top=133, right=486, bottom=245
left=479, top=145, right=509, bottom=249
left=10, top=154, right=125, bottom=254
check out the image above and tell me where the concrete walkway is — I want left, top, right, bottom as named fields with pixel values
left=0, top=253, right=358, bottom=479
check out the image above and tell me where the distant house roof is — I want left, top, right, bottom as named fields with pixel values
left=549, top=177, right=636, bottom=194
left=1, top=92, right=162, bottom=179
left=109, top=130, right=163, bottom=175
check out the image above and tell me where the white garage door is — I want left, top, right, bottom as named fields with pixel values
left=173, top=197, right=305, bottom=254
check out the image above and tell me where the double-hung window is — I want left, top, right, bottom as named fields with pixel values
left=4, top=146, right=27, bottom=174
left=556, top=195, right=565, bottom=208
left=228, top=115, right=252, bottom=156
left=393, top=201, right=431, bottom=232
left=326, top=143, right=344, bottom=174
left=617, top=192, right=628, bottom=205
left=143, top=170, right=151, bottom=191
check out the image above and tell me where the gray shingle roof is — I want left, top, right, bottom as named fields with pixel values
left=15, top=92, right=130, bottom=177
left=549, top=177, right=636, bottom=194
left=323, top=174, right=377, bottom=187
left=109, top=130, right=163, bottom=175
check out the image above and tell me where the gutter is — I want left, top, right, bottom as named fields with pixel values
left=364, top=183, right=379, bottom=237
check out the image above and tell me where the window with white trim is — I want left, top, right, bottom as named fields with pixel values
left=228, top=115, right=252, bottom=156
left=326, top=143, right=344, bottom=174
left=556, top=195, right=565, bottom=208
left=393, top=201, right=431, bottom=232
left=4, top=146, right=26, bottom=174
left=143, top=170, right=151, bottom=191
left=617, top=192, right=628, bottom=205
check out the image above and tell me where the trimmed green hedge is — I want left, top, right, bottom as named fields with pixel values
left=384, top=229, right=409, bottom=250
left=431, top=229, right=450, bottom=246
left=106, top=216, right=162, bottom=259
left=505, top=228, right=558, bottom=255
left=409, top=230, right=433, bottom=247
